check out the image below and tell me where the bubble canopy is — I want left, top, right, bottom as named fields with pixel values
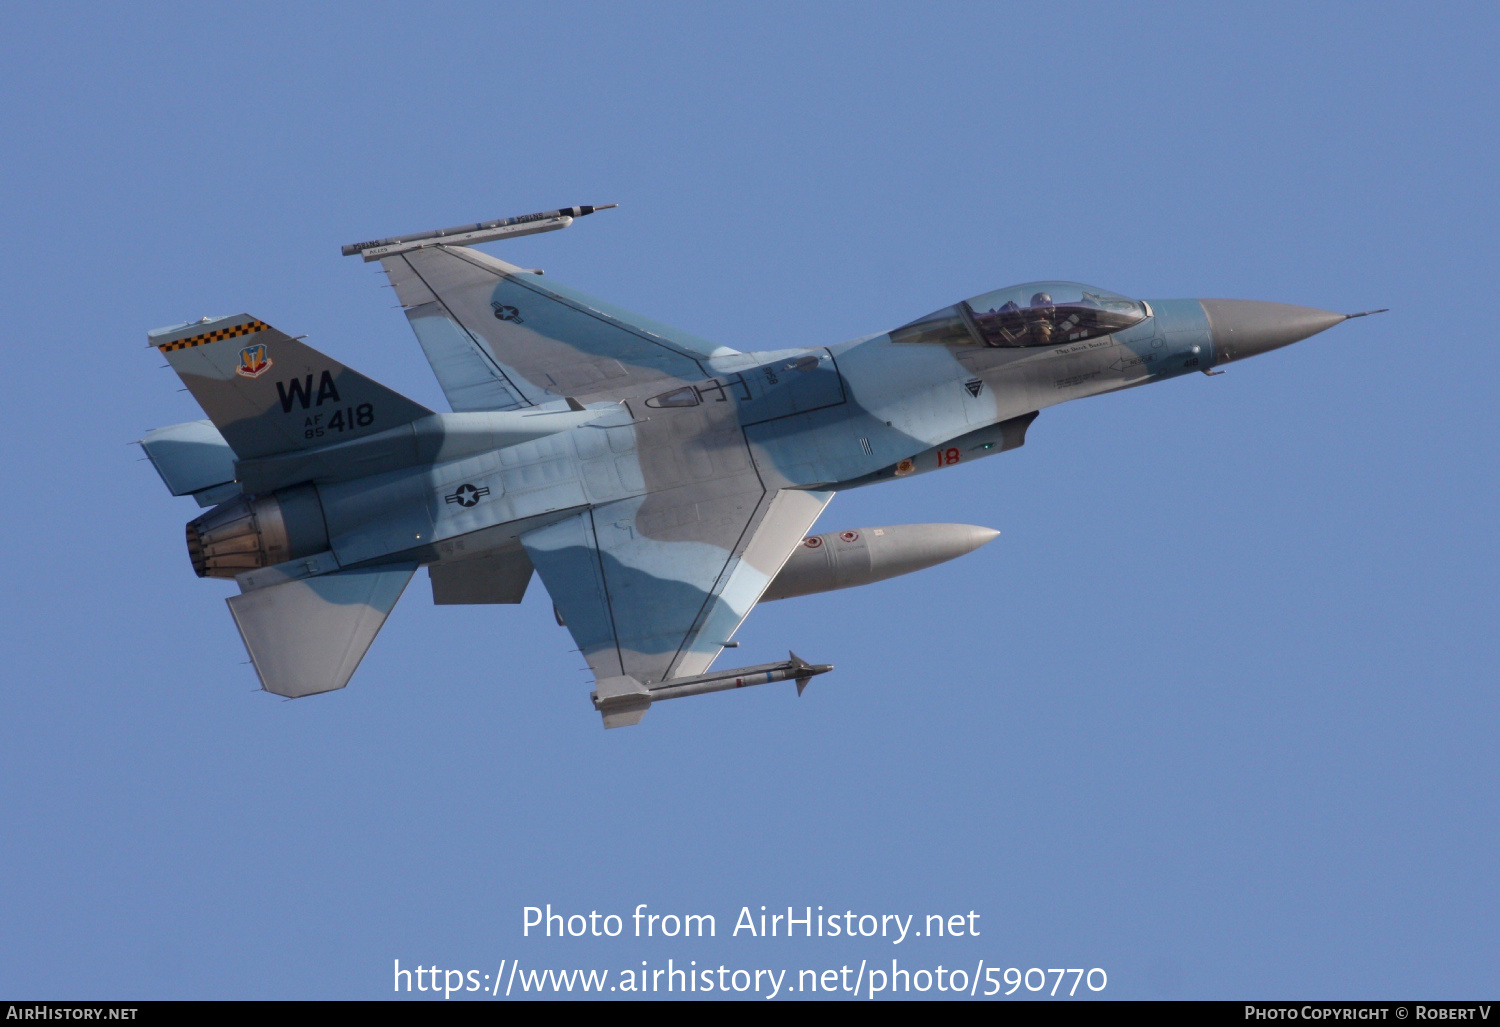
left=890, top=281, right=1150, bottom=348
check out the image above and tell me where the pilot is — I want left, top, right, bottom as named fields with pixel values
left=1025, top=291, right=1056, bottom=346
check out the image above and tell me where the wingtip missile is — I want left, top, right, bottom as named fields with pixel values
left=1343, top=308, right=1389, bottom=319
left=341, top=204, right=618, bottom=260
left=591, top=653, right=834, bottom=726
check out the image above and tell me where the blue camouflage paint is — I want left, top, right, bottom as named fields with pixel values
left=147, top=248, right=1356, bottom=714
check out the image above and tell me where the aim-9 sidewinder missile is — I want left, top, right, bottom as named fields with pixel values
left=591, top=653, right=833, bottom=728
left=340, top=204, right=617, bottom=261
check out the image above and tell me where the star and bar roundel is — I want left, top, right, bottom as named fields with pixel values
left=445, top=483, right=490, bottom=508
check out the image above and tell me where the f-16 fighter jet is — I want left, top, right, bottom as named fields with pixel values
left=140, top=206, right=1381, bottom=727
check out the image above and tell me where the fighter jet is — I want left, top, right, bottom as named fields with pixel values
left=139, top=206, right=1382, bottom=727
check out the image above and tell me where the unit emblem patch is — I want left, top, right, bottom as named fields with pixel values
left=236, top=343, right=272, bottom=379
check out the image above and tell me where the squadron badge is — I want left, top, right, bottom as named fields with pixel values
left=235, top=343, right=272, bottom=379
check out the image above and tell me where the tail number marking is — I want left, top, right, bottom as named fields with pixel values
left=271, top=371, right=374, bottom=438
left=304, top=404, right=374, bottom=439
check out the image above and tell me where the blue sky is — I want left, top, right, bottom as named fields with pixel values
left=1, top=1, right=1495, bottom=999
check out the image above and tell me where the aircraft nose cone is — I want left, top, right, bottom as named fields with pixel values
left=964, top=525, right=1002, bottom=550
left=1201, top=299, right=1347, bottom=365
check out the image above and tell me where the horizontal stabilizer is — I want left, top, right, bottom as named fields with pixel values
left=139, top=419, right=239, bottom=505
left=227, top=563, right=416, bottom=697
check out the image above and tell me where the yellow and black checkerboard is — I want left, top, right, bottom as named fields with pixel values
left=156, top=320, right=269, bottom=354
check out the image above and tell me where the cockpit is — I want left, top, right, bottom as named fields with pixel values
left=889, top=281, right=1150, bottom=348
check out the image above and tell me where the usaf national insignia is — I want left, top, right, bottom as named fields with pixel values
left=236, top=343, right=272, bottom=379
left=445, top=483, right=490, bottom=507
left=491, top=302, right=524, bottom=323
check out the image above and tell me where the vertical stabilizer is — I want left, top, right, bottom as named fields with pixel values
left=150, top=314, right=430, bottom=460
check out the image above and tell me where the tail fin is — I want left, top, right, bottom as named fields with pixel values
left=149, top=314, right=430, bottom=460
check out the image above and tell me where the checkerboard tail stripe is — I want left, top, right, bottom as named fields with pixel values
left=156, top=320, right=269, bottom=353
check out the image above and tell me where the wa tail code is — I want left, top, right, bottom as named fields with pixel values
left=276, top=371, right=341, bottom=412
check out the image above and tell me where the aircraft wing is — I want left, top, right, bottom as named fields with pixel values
left=381, top=245, right=728, bottom=411
left=521, top=484, right=831, bottom=727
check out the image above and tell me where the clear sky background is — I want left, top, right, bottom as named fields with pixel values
left=1, top=1, right=1495, bottom=1000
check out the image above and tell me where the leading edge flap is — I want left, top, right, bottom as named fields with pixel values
left=227, top=563, right=417, bottom=698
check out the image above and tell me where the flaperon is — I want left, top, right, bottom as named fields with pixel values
left=139, top=204, right=1382, bottom=727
